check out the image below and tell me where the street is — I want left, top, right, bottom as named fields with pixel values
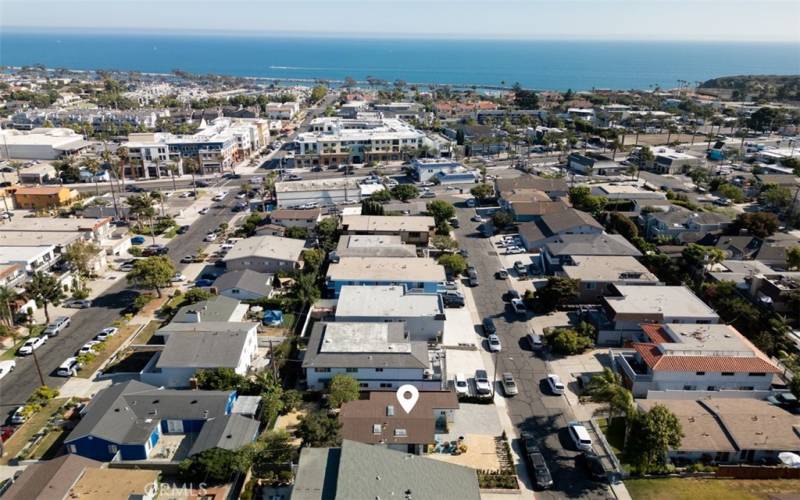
left=448, top=196, right=612, bottom=499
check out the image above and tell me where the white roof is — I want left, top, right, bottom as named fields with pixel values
left=327, top=257, right=446, bottom=283
left=561, top=256, right=658, bottom=282
left=319, top=322, right=411, bottom=354
left=275, top=176, right=369, bottom=193
left=657, top=324, right=755, bottom=357
left=342, top=215, right=434, bottom=233
left=0, top=245, right=54, bottom=263
left=336, top=285, right=443, bottom=319
left=223, top=235, right=305, bottom=263
left=606, top=285, right=719, bottom=319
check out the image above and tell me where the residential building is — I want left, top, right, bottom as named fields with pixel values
left=708, top=259, right=775, bottom=289
left=641, top=205, right=732, bottom=242
left=410, top=158, right=478, bottom=184
left=0, top=263, right=25, bottom=288
left=507, top=199, right=569, bottom=223
left=567, top=152, right=627, bottom=176
left=326, top=257, right=446, bottom=296
left=302, top=322, right=442, bottom=391
left=269, top=208, right=323, bottom=229
left=0, top=244, right=57, bottom=273
left=341, top=215, right=435, bottom=245
left=0, top=128, right=89, bottom=160
left=1, top=455, right=102, bottom=500
left=0, top=216, right=113, bottom=243
left=637, top=398, right=800, bottom=464
left=648, top=147, right=703, bottom=174
left=213, top=270, right=273, bottom=301
left=539, top=233, right=642, bottom=271
left=17, top=162, right=57, bottom=184
left=223, top=235, right=306, bottom=273
left=747, top=272, right=800, bottom=314
left=140, top=327, right=258, bottom=388
left=154, top=321, right=256, bottom=342
left=265, top=102, right=300, bottom=120
left=593, top=184, right=667, bottom=204
left=612, top=323, right=779, bottom=398
left=295, top=116, right=424, bottom=167
left=597, top=285, right=719, bottom=344
left=559, top=256, right=659, bottom=302
left=714, top=235, right=761, bottom=260
left=339, top=391, right=458, bottom=454
left=291, top=440, right=480, bottom=500
left=495, top=175, right=568, bottom=200
left=335, top=285, right=445, bottom=341
left=333, top=234, right=418, bottom=259
left=518, top=208, right=604, bottom=250
left=12, top=186, right=76, bottom=209
left=172, top=295, right=248, bottom=323
left=274, top=176, right=370, bottom=208
left=64, top=380, right=259, bottom=462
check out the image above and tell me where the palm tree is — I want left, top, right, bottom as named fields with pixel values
left=168, top=163, right=180, bottom=192
left=183, top=157, right=200, bottom=196
left=126, top=194, right=157, bottom=244
left=610, top=138, right=622, bottom=160
left=0, top=286, right=17, bottom=327
left=82, top=157, right=102, bottom=196
left=585, top=367, right=633, bottom=419
left=24, top=271, right=65, bottom=324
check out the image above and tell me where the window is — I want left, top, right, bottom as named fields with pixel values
left=683, top=385, right=696, bottom=391
left=739, top=386, right=754, bottom=391
left=315, top=368, right=331, bottom=373
left=375, top=368, right=384, bottom=372
left=380, top=383, right=393, bottom=388
left=67, top=444, right=77, bottom=453
left=707, top=386, right=717, bottom=391
left=394, top=428, right=407, bottom=437
left=108, top=444, right=118, bottom=453
left=584, top=282, right=596, bottom=290
left=346, top=368, right=358, bottom=373
left=748, top=372, right=766, bottom=377
left=373, top=424, right=382, bottom=434
left=232, top=289, right=240, bottom=294
left=696, top=371, right=706, bottom=376
left=359, top=383, right=369, bottom=388
left=721, top=372, right=735, bottom=376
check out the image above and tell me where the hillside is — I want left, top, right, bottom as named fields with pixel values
left=698, top=75, right=800, bottom=102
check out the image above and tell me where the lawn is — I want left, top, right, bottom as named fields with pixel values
left=626, top=478, right=800, bottom=500
left=597, top=417, right=626, bottom=457
left=132, top=320, right=163, bottom=345
left=75, top=323, right=139, bottom=378
left=0, top=398, right=68, bottom=465
left=28, top=426, right=69, bottom=460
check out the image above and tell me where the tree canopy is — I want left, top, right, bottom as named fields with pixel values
left=391, top=184, right=419, bottom=201
left=25, top=271, right=65, bottom=323
left=296, top=411, right=341, bottom=447
left=470, top=183, right=494, bottom=201
left=437, top=253, right=468, bottom=276
left=625, top=404, right=684, bottom=474
left=534, top=276, right=579, bottom=312
left=327, top=374, right=360, bottom=408
left=125, top=256, right=175, bottom=298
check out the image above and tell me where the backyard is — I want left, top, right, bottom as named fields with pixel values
left=626, top=478, right=800, bottom=500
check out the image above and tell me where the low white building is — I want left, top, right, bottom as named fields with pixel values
left=265, top=102, right=300, bottom=120
left=302, top=322, right=442, bottom=391
left=0, top=245, right=57, bottom=273
left=335, top=286, right=445, bottom=341
left=275, top=176, right=369, bottom=208
left=0, top=128, right=89, bottom=160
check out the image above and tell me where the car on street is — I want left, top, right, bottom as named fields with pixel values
left=420, top=191, right=436, bottom=198
left=467, top=268, right=479, bottom=286
left=119, top=261, right=135, bottom=272
left=449, top=218, right=460, bottom=228
left=64, top=299, right=92, bottom=309
left=142, top=244, right=167, bottom=256
left=235, top=192, right=248, bottom=199
left=204, top=232, right=218, bottom=242
left=488, top=334, right=502, bottom=352
left=0, top=360, right=16, bottom=380
left=125, top=185, right=145, bottom=193
left=482, top=317, right=497, bottom=335
left=501, top=372, right=518, bottom=396
left=195, top=180, right=210, bottom=188
left=57, top=357, right=79, bottom=377
left=526, top=331, right=544, bottom=351
left=441, top=290, right=465, bottom=308
left=466, top=198, right=476, bottom=208
left=458, top=248, right=469, bottom=258
left=454, top=373, right=469, bottom=396
left=506, top=246, right=525, bottom=255
left=546, top=374, right=565, bottom=395
left=177, top=225, right=190, bottom=234
left=510, top=298, right=526, bottom=314
left=18, top=336, right=47, bottom=355
left=567, top=421, right=593, bottom=451
left=130, top=235, right=146, bottom=245
left=179, top=191, right=193, bottom=198
left=474, top=369, right=492, bottom=395
left=10, top=406, right=26, bottom=425
left=506, top=289, right=521, bottom=301
left=576, top=451, right=607, bottom=482
left=43, top=316, right=70, bottom=337
left=522, top=435, right=553, bottom=489
left=212, top=192, right=227, bottom=201
left=496, top=269, right=508, bottom=279
left=714, top=197, right=732, bottom=206
left=287, top=174, right=303, bottom=181
left=78, top=341, right=101, bottom=355
left=95, top=327, right=118, bottom=341
left=171, top=272, right=187, bottom=282
left=471, top=214, right=483, bottom=222
left=198, top=207, right=210, bottom=215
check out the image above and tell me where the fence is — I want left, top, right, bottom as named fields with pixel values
left=716, top=465, right=800, bottom=480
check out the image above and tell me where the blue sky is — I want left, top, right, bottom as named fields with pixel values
left=1, top=0, right=798, bottom=42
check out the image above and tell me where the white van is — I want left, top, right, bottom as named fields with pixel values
left=567, top=422, right=593, bottom=451
left=57, top=357, right=79, bottom=377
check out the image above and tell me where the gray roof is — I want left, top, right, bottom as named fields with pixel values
left=302, top=322, right=429, bottom=370
left=2, top=455, right=101, bottom=500
left=540, top=208, right=603, bottom=234
left=335, top=234, right=418, bottom=258
left=544, top=233, right=642, bottom=257
left=157, top=321, right=257, bottom=336
left=291, top=440, right=480, bottom=500
left=173, top=295, right=243, bottom=323
left=496, top=175, right=567, bottom=195
left=188, top=414, right=260, bottom=456
left=651, top=206, right=731, bottom=226
left=213, top=270, right=273, bottom=297
left=66, top=380, right=234, bottom=446
left=156, top=330, right=252, bottom=369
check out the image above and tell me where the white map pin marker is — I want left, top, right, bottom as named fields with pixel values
left=396, top=384, right=419, bottom=414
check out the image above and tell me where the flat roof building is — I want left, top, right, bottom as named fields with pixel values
left=326, top=257, right=446, bottom=296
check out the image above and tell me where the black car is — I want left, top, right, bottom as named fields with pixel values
left=441, top=291, right=465, bottom=308
left=482, top=317, right=497, bottom=336
left=125, top=185, right=145, bottom=193
left=177, top=225, right=190, bottom=234
left=195, top=180, right=210, bottom=187
left=522, top=435, right=553, bottom=490
left=576, top=451, right=607, bottom=482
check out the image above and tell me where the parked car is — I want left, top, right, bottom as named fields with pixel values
left=474, top=369, right=492, bottom=395
left=177, top=225, right=190, bottom=234
left=195, top=180, right=210, bottom=188
left=43, top=316, right=70, bottom=337
left=449, top=218, right=460, bottom=228
left=441, top=291, right=465, bottom=308
left=95, top=327, right=118, bottom=341
left=0, top=360, right=16, bottom=380
left=130, top=235, right=146, bottom=245
left=471, top=214, right=483, bottom=222
left=198, top=207, right=210, bottom=215
left=212, top=192, right=227, bottom=201
left=511, top=298, right=526, bottom=314
left=506, top=289, right=521, bottom=301
left=482, top=317, right=497, bottom=335
left=171, top=272, right=187, bottom=283
left=513, top=261, right=528, bottom=276
left=467, top=268, right=479, bottom=287
left=78, top=341, right=101, bottom=355
left=454, top=373, right=469, bottom=396
left=576, top=452, right=607, bottom=482
left=506, top=246, right=525, bottom=255
left=10, top=406, right=26, bottom=425
left=119, top=261, right=136, bottom=272
left=567, top=422, right=593, bottom=452
left=18, top=336, right=47, bottom=355
left=439, top=281, right=458, bottom=291
left=501, top=372, right=518, bottom=396
left=496, top=269, right=508, bottom=279
left=488, top=334, right=502, bottom=352
left=546, top=374, right=565, bottom=395
left=56, top=357, right=79, bottom=377
left=204, top=232, right=218, bottom=242
left=125, top=185, right=145, bottom=193
left=526, top=331, right=544, bottom=351
left=522, top=435, right=553, bottom=490
left=420, top=191, right=436, bottom=199
left=64, top=299, right=91, bottom=309
left=466, top=198, right=476, bottom=208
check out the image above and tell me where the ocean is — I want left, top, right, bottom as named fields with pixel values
left=1, top=30, right=798, bottom=90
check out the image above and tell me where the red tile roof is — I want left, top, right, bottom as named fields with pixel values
left=640, top=324, right=675, bottom=344
left=632, top=342, right=781, bottom=373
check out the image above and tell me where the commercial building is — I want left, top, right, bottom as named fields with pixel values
left=567, top=152, right=627, bottom=176
left=411, top=158, right=478, bottom=184
left=303, top=322, right=442, bottom=391
left=274, top=176, right=370, bottom=208
left=326, top=257, right=446, bottom=296
left=0, top=128, right=90, bottom=160
left=612, top=323, right=779, bottom=398
left=335, top=285, right=445, bottom=341
left=222, top=235, right=306, bottom=273
left=333, top=234, right=418, bottom=259
left=12, top=186, right=76, bottom=209
left=295, top=117, right=425, bottom=167
left=341, top=214, right=435, bottom=245
left=559, top=256, right=659, bottom=302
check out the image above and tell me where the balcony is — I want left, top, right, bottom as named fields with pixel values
left=611, top=349, right=652, bottom=383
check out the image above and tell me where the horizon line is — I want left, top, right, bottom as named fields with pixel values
left=2, top=25, right=799, bottom=44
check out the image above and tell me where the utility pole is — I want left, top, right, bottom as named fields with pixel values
left=32, top=349, right=46, bottom=387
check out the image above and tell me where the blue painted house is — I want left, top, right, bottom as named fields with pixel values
left=64, top=380, right=259, bottom=462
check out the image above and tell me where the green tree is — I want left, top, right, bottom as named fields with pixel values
left=369, top=189, right=392, bottom=203
left=426, top=200, right=455, bottom=225
left=585, top=368, right=633, bottom=418
left=315, top=217, right=340, bottom=253
left=784, top=157, right=800, bottom=176
left=534, top=276, right=579, bottom=312
left=549, top=328, right=593, bottom=355
left=787, top=246, right=800, bottom=271
left=183, top=287, right=213, bottom=305
left=285, top=226, right=309, bottom=240
left=63, top=240, right=101, bottom=289
left=512, top=84, right=539, bottom=109
left=681, top=243, right=725, bottom=271
left=310, top=85, right=328, bottom=103
left=0, top=286, right=17, bottom=327
left=717, top=183, right=745, bottom=203
left=296, top=411, right=342, bottom=447
left=251, top=430, right=296, bottom=479
left=302, top=248, right=325, bottom=274
left=607, top=212, right=638, bottom=241
left=760, top=185, right=793, bottom=211
left=195, top=367, right=246, bottom=391
left=178, top=447, right=251, bottom=484
left=470, top=183, right=494, bottom=201
left=733, top=212, right=780, bottom=238
left=328, top=374, right=360, bottom=408
left=25, top=272, right=65, bottom=323
left=126, top=193, right=157, bottom=244
left=125, top=256, right=176, bottom=298
left=437, top=254, right=468, bottom=276
left=391, top=184, right=419, bottom=201
left=361, top=200, right=384, bottom=215
left=293, top=272, right=321, bottom=305
left=491, top=210, right=514, bottom=228
left=625, top=404, right=684, bottom=474
left=431, top=235, right=458, bottom=251
left=568, top=186, right=607, bottom=215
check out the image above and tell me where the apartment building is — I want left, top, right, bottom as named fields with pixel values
left=326, top=257, right=446, bottom=296
left=341, top=215, right=435, bottom=245
left=295, top=117, right=424, bottom=167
